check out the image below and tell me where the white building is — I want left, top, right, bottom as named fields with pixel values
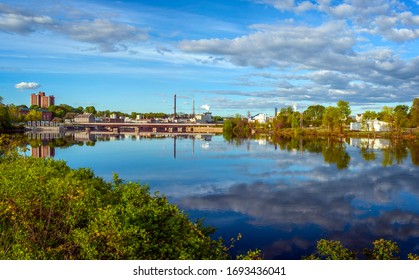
left=350, top=120, right=389, bottom=132
left=250, top=113, right=267, bottom=124
left=195, top=112, right=213, bottom=123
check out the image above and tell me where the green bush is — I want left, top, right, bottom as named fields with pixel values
left=0, top=155, right=230, bottom=260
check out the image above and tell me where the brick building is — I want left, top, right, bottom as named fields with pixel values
left=31, top=92, right=55, bottom=108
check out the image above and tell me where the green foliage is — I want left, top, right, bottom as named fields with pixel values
left=236, top=249, right=263, bottom=260
left=410, top=98, right=419, bottom=128
left=223, top=116, right=252, bottom=140
left=85, top=106, right=97, bottom=115
left=364, top=239, right=400, bottom=260
left=303, top=239, right=356, bottom=260
left=0, top=105, right=12, bottom=132
left=304, top=105, right=325, bottom=127
left=362, top=111, right=378, bottom=132
left=303, top=239, right=416, bottom=260
left=24, top=110, right=42, bottom=122
left=322, top=140, right=351, bottom=169
left=322, top=106, right=341, bottom=132
left=0, top=155, right=233, bottom=260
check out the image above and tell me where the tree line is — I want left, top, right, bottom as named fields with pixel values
left=223, top=98, right=419, bottom=139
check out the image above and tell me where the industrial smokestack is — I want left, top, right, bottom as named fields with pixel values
left=174, top=94, right=177, bottom=119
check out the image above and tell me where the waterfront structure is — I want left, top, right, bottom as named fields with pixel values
left=30, top=92, right=55, bottom=108
left=195, top=112, right=213, bottom=123
left=74, top=113, right=95, bottom=123
left=249, top=113, right=267, bottom=124
left=350, top=120, right=389, bottom=132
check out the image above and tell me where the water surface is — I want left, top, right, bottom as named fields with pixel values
left=24, top=132, right=419, bottom=259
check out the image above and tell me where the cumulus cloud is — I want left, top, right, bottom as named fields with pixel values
left=201, top=104, right=210, bottom=111
left=15, top=82, right=41, bottom=89
left=57, top=18, right=149, bottom=52
left=0, top=3, right=149, bottom=52
left=0, top=4, right=53, bottom=34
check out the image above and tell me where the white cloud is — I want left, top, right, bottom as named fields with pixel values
left=201, top=104, right=210, bottom=111
left=15, top=82, right=41, bottom=89
left=0, top=4, right=53, bottom=34
left=0, top=3, right=149, bottom=52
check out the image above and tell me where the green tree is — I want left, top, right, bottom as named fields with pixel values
left=304, top=105, right=325, bottom=127
left=409, top=98, right=419, bottom=128
left=85, top=106, right=97, bottom=115
left=337, top=100, right=351, bottom=133
left=0, top=97, right=12, bottom=132
left=24, top=110, right=42, bottom=121
left=364, top=239, right=400, bottom=260
left=394, top=105, right=409, bottom=133
left=303, top=239, right=355, bottom=260
left=322, top=106, right=341, bottom=132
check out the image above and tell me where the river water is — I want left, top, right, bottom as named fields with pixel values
left=22, top=132, right=419, bottom=259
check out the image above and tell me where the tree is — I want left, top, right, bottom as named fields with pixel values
left=0, top=97, right=12, bottom=132
left=409, top=98, right=419, bottom=128
left=304, top=239, right=403, bottom=260
left=337, top=100, right=351, bottom=133
left=322, top=106, right=341, bottom=132
left=85, top=106, right=97, bottom=115
left=394, top=105, right=409, bottom=133
left=362, top=111, right=378, bottom=135
left=304, top=105, right=325, bottom=127
left=303, top=239, right=355, bottom=260
left=364, top=239, right=400, bottom=260
left=24, top=110, right=42, bottom=121
left=380, top=106, right=395, bottom=133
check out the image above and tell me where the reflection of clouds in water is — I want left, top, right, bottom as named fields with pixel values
left=181, top=164, right=419, bottom=258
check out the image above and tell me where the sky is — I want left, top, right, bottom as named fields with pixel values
left=1, top=0, right=419, bottom=116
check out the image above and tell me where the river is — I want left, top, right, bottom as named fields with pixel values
left=20, top=132, right=419, bottom=259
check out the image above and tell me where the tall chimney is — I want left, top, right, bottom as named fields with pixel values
left=174, top=94, right=177, bottom=119
left=275, top=107, right=278, bottom=117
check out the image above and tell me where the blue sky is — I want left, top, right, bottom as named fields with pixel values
left=1, top=0, right=419, bottom=116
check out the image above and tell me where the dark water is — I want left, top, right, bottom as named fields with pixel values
left=20, top=132, right=419, bottom=259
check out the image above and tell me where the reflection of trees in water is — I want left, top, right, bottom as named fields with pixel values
left=270, top=136, right=419, bottom=167
left=381, top=140, right=409, bottom=167
left=271, top=136, right=351, bottom=169
left=321, top=139, right=351, bottom=169
left=360, top=139, right=377, bottom=161
left=410, top=140, right=419, bottom=166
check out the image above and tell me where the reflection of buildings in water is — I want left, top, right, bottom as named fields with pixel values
left=195, top=134, right=212, bottom=141
left=31, top=145, right=55, bottom=158
left=201, top=142, right=210, bottom=150
left=350, top=138, right=390, bottom=150
left=73, top=132, right=95, bottom=142
left=26, top=132, right=63, bottom=140
left=255, top=139, right=267, bottom=146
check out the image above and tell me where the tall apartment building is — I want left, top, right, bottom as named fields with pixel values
left=30, top=91, right=55, bottom=108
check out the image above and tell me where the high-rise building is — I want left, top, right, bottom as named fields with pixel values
left=30, top=92, right=55, bottom=108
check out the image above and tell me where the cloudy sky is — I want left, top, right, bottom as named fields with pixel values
left=1, top=0, right=419, bottom=116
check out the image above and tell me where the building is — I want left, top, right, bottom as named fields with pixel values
left=249, top=113, right=268, bottom=124
left=19, top=108, right=53, bottom=121
left=195, top=112, right=213, bottom=123
left=74, top=113, right=95, bottom=123
left=30, top=92, right=55, bottom=108
left=350, top=120, right=389, bottom=132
